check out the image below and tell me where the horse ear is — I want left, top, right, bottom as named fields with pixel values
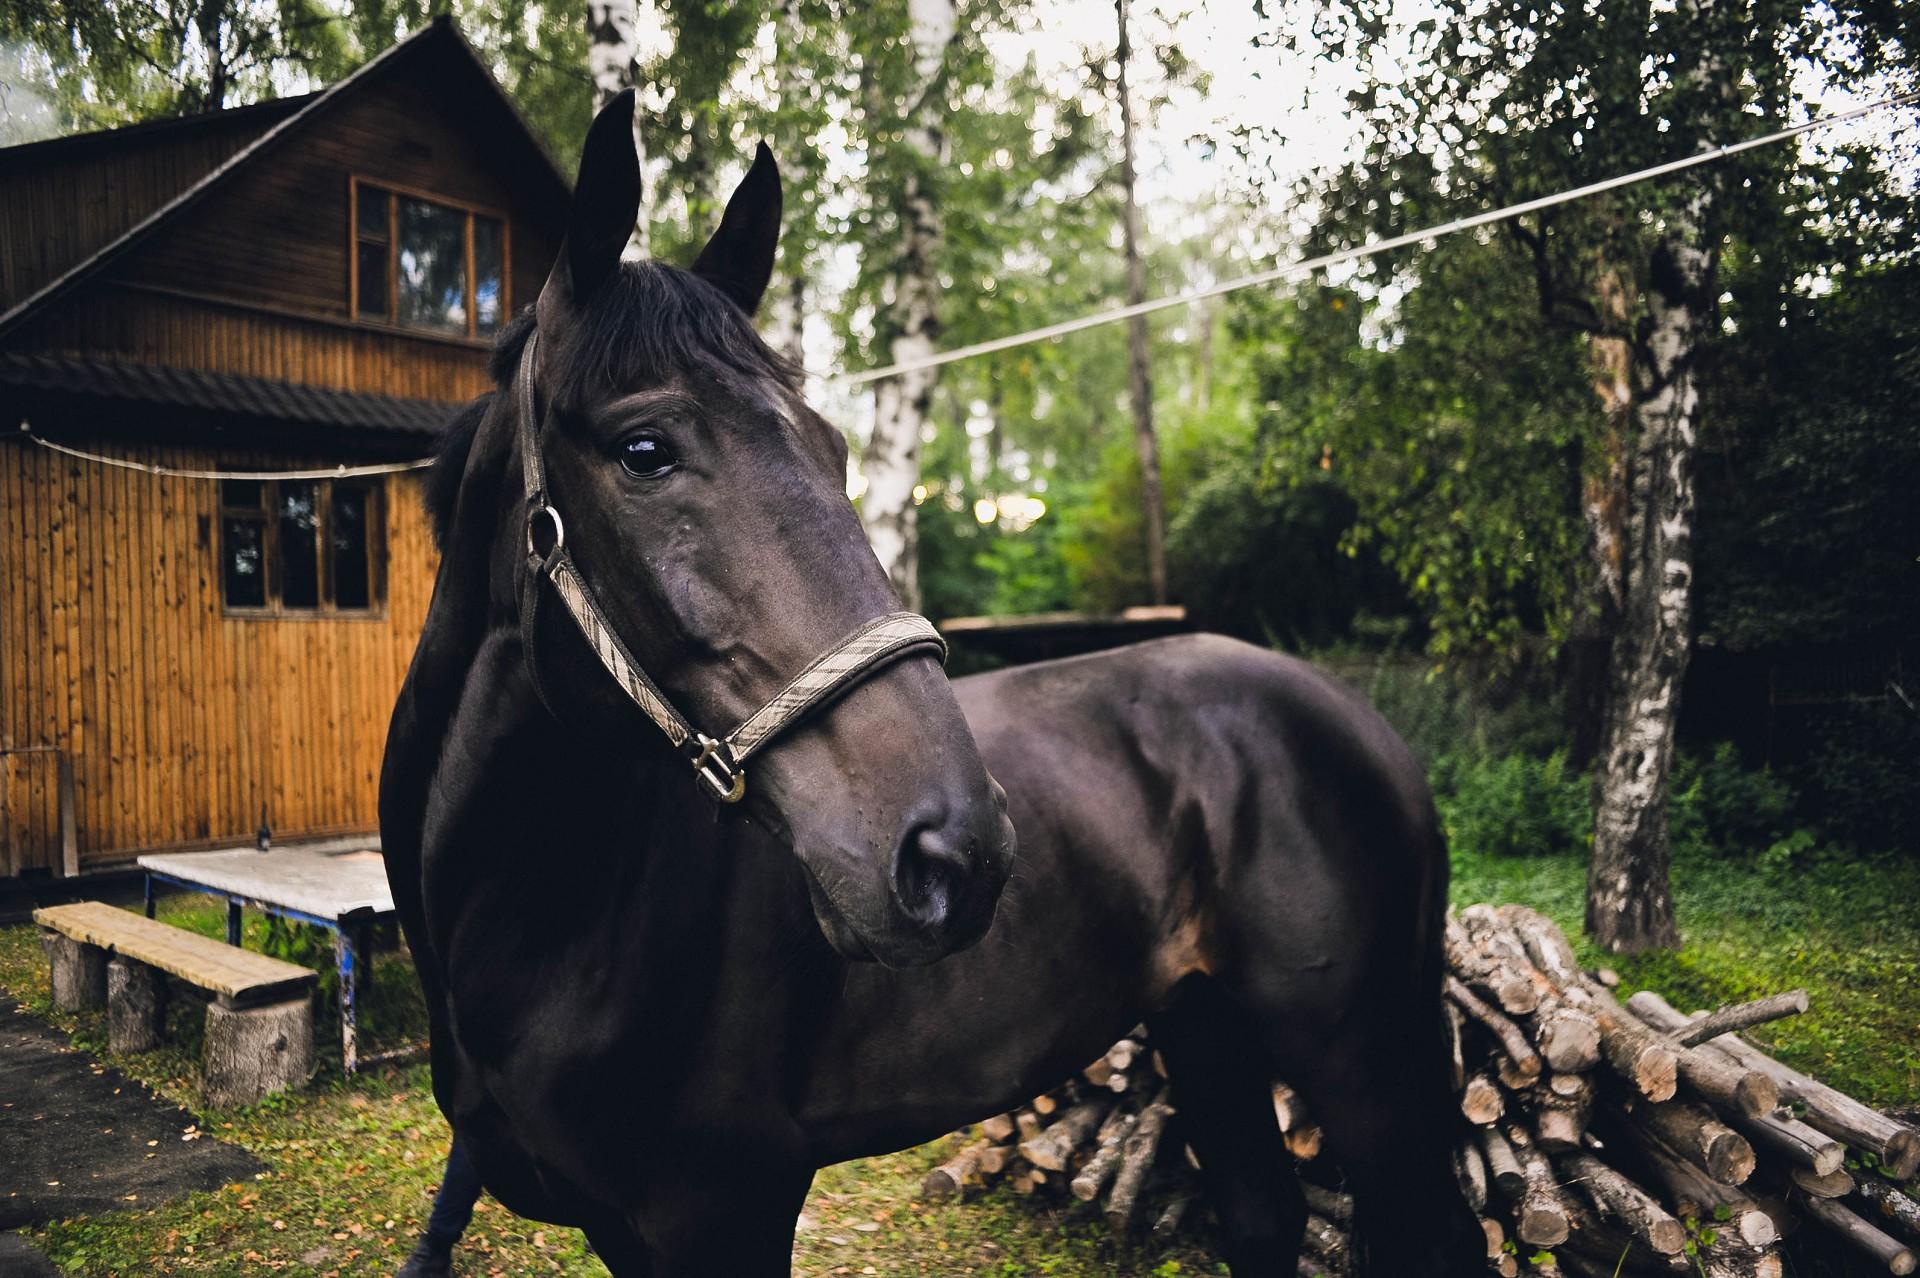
left=690, top=142, right=782, bottom=316
left=541, top=88, right=641, bottom=318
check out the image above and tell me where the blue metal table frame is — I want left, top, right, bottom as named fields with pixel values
left=141, top=869, right=398, bottom=1074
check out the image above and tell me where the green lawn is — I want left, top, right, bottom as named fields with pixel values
left=1, top=845, right=1915, bottom=1276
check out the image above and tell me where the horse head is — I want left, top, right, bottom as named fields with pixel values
left=491, top=90, right=1013, bottom=967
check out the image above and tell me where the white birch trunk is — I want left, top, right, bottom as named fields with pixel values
left=1116, top=0, right=1168, bottom=605
left=765, top=0, right=808, bottom=365
left=1586, top=227, right=1712, bottom=953
left=859, top=0, right=955, bottom=609
left=586, top=0, right=656, bottom=258
left=1585, top=2, right=1729, bottom=953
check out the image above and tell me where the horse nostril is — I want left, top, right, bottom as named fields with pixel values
left=892, top=821, right=974, bottom=927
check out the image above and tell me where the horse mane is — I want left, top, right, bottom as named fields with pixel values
left=424, top=262, right=802, bottom=550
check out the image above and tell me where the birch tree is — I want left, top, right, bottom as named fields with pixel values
left=1266, top=0, right=1916, bottom=950
left=1114, top=0, right=1168, bottom=604
left=859, top=0, right=958, bottom=608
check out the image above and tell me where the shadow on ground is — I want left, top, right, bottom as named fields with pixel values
left=0, top=994, right=260, bottom=1231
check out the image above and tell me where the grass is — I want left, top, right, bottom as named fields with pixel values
left=1, top=842, right=1915, bottom=1276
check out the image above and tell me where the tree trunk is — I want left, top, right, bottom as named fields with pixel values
left=587, top=0, right=652, bottom=257
left=1585, top=228, right=1712, bottom=953
left=858, top=0, right=954, bottom=608
left=765, top=0, right=809, bottom=365
left=1115, top=0, right=1168, bottom=604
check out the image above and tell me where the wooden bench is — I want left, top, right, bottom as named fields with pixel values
left=34, top=901, right=316, bottom=1106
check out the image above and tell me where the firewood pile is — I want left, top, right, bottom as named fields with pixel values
left=928, top=903, right=1920, bottom=1278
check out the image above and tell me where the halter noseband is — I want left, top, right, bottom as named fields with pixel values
left=513, top=334, right=948, bottom=805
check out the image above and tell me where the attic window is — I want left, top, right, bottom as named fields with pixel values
left=351, top=179, right=507, bottom=339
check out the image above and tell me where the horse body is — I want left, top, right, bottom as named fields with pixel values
left=382, top=90, right=1480, bottom=1277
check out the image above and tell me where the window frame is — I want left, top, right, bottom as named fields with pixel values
left=348, top=176, right=511, bottom=343
left=219, top=475, right=389, bottom=620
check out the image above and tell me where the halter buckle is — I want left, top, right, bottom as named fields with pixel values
left=687, top=734, right=746, bottom=805
left=526, top=503, right=565, bottom=563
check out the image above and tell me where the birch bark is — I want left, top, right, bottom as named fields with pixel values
left=859, top=0, right=956, bottom=608
left=586, top=0, right=653, bottom=257
left=1116, top=0, right=1168, bottom=604
left=1585, top=232, right=1710, bottom=952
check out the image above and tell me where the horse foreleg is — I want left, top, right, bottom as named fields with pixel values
left=639, top=1164, right=814, bottom=1278
left=583, top=1215, right=655, bottom=1277
left=1150, top=976, right=1307, bottom=1278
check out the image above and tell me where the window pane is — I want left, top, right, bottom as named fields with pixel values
left=278, top=482, right=321, bottom=609
left=357, top=242, right=389, bottom=318
left=474, top=216, right=505, bottom=335
left=357, top=186, right=388, bottom=239
left=222, top=517, right=267, bottom=608
left=221, top=478, right=264, bottom=510
left=395, top=198, right=468, bottom=335
left=331, top=483, right=372, bottom=610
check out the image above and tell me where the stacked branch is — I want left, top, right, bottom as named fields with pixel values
left=932, top=905, right=1919, bottom=1278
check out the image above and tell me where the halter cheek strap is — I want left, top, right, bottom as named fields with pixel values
left=514, top=334, right=947, bottom=804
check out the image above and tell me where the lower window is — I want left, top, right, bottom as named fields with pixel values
left=220, top=477, right=385, bottom=614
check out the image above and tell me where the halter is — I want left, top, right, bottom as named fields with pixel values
left=514, top=334, right=947, bottom=805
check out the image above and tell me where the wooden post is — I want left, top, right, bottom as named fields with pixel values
left=57, top=751, right=78, bottom=878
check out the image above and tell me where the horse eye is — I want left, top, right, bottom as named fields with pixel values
left=619, top=433, right=678, bottom=479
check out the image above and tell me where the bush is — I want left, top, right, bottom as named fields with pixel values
left=1668, top=743, right=1805, bottom=861
left=1791, top=700, right=1920, bottom=856
left=1437, top=750, right=1591, bottom=859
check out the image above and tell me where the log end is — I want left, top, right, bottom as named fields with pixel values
left=1647, top=1217, right=1688, bottom=1256
left=1516, top=1208, right=1570, bottom=1248
left=1887, top=1128, right=1920, bottom=1182
left=1734, top=1072, right=1781, bottom=1119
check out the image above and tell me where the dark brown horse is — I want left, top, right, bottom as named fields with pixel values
left=381, top=91, right=1482, bottom=1277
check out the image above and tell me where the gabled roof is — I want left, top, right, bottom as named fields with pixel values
left=0, top=17, right=571, bottom=344
left=0, top=353, right=453, bottom=444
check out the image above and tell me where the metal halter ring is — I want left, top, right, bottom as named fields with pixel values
left=526, top=503, right=566, bottom=562
left=686, top=734, right=746, bottom=805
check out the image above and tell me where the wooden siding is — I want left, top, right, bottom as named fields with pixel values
left=0, top=107, right=285, bottom=312
left=0, top=434, right=438, bottom=872
left=21, top=285, right=498, bottom=403
left=111, top=67, right=558, bottom=332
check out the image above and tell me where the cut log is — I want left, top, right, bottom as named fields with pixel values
left=1447, top=975, right=1543, bottom=1084
left=1790, top=1165, right=1856, bottom=1198
left=1535, top=1000, right=1604, bottom=1074
left=1463, top=1072, right=1507, bottom=1126
left=1285, top=1122, right=1324, bottom=1162
left=1447, top=913, right=1540, bottom=1015
left=1107, top=1038, right=1143, bottom=1072
left=1558, top=1148, right=1686, bottom=1255
left=1301, top=1213, right=1348, bottom=1267
left=1792, top=1190, right=1917, bottom=1275
left=1514, top=1138, right=1574, bottom=1246
left=1728, top=1105, right=1845, bottom=1177
left=979, top=1112, right=1016, bottom=1143
left=1069, top=1107, right=1140, bottom=1201
left=1103, top=1097, right=1173, bottom=1234
left=1301, top=1181, right=1354, bottom=1226
left=1015, top=1110, right=1044, bottom=1143
left=1455, top=1138, right=1490, bottom=1212
left=1622, top=991, right=1779, bottom=1117
left=1860, top=1179, right=1920, bottom=1244
left=1630, top=1133, right=1778, bottom=1247
left=107, top=957, right=166, bottom=1054
left=1574, top=981, right=1678, bottom=1101
left=1499, top=904, right=1583, bottom=989
left=977, top=1143, right=1014, bottom=1176
left=1444, top=1000, right=1467, bottom=1094
left=1702, top=1016, right=1919, bottom=1180
left=1482, top=1124, right=1528, bottom=1199
left=1031, top=1091, right=1060, bottom=1116
left=1082, top=1057, right=1116, bottom=1090
left=1020, top=1100, right=1107, bottom=1173
left=923, top=1139, right=989, bottom=1199
left=1536, top=1075, right=1594, bottom=1151
left=1480, top=1215, right=1506, bottom=1260
left=1630, top=1097, right=1757, bottom=1185
left=1672, top=991, right=1808, bottom=1048
left=1151, top=1191, right=1193, bottom=1241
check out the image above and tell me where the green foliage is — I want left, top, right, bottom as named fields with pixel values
left=1666, top=745, right=1805, bottom=863
left=1437, top=750, right=1591, bottom=860
left=1792, top=700, right=1920, bottom=857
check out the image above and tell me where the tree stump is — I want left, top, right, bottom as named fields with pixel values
left=43, top=932, right=108, bottom=1011
left=202, top=998, right=313, bottom=1107
left=107, top=958, right=166, bottom=1053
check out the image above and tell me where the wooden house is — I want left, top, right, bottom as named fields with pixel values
left=0, top=19, right=568, bottom=878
